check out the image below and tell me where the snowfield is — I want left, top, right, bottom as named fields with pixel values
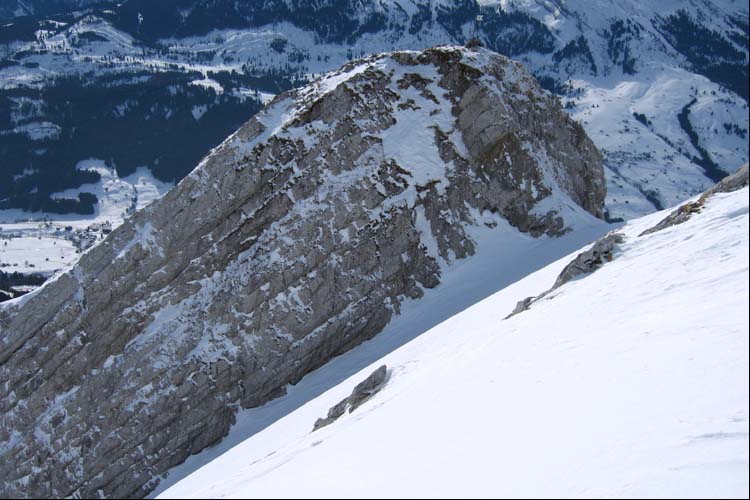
left=159, top=187, right=749, bottom=499
left=0, top=235, right=76, bottom=274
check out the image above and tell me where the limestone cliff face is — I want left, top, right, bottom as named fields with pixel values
left=0, top=46, right=605, bottom=498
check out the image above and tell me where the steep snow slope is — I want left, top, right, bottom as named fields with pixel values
left=160, top=187, right=749, bottom=499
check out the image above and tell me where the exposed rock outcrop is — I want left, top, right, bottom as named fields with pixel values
left=553, top=232, right=625, bottom=288
left=640, top=163, right=748, bottom=236
left=313, top=364, right=388, bottom=431
left=507, top=161, right=750, bottom=320
left=0, top=46, right=605, bottom=498
left=507, top=230, right=624, bottom=318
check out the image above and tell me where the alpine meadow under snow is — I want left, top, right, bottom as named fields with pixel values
left=159, top=186, right=750, bottom=500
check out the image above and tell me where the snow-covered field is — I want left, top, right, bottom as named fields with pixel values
left=0, top=160, right=171, bottom=275
left=158, top=187, right=749, bottom=499
left=0, top=159, right=172, bottom=229
left=0, top=235, right=76, bottom=274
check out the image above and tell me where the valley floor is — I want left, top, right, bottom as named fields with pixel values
left=0, top=160, right=172, bottom=277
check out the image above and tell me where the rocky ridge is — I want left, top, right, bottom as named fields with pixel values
left=640, top=163, right=749, bottom=236
left=0, top=45, right=605, bottom=498
left=507, top=161, right=749, bottom=320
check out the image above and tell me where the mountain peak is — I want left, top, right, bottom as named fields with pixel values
left=0, top=44, right=604, bottom=498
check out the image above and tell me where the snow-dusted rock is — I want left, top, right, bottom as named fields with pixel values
left=552, top=231, right=624, bottom=289
left=507, top=230, right=624, bottom=318
left=0, top=45, right=604, bottom=498
left=313, top=364, right=388, bottom=431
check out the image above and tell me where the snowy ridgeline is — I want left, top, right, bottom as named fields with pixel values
left=158, top=187, right=749, bottom=499
left=0, top=45, right=610, bottom=499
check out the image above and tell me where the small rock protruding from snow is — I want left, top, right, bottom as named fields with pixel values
left=313, top=365, right=389, bottom=431
left=507, top=231, right=624, bottom=318
left=552, top=232, right=625, bottom=289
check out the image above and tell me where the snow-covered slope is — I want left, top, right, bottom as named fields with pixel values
left=160, top=186, right=749, bottom=499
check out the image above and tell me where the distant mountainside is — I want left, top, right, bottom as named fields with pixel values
left=0, top=0, right=747, bottom=220
left=111, top=0, right=750, bottom=101
left=0, top=0, right=103, bottom=21
left=0, top=45, right=606, bottom=498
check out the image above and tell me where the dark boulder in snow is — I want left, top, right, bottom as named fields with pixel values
left=313, top=364, right=389, bottom=431
left=507, top=230, right=624, bottom=318
left=553, top=232, right=625, bottom=288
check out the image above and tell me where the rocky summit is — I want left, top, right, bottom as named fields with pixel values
left=0, top=45, right=605, bottom=498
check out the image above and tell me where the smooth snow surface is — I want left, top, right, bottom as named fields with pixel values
left=160, top=188, right=749, bottom=499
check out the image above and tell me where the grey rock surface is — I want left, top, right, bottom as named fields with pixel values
left=508, top=296, right=536, bottom=318
left=507, top=230, right=623, bottom=318
left=640, top=163, right=749, bottom=236
left=552, top=232, right=625, bottom=289
left=313, top=364, right=388, bottom=431
left=0, top=46, right=605, bottom=499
